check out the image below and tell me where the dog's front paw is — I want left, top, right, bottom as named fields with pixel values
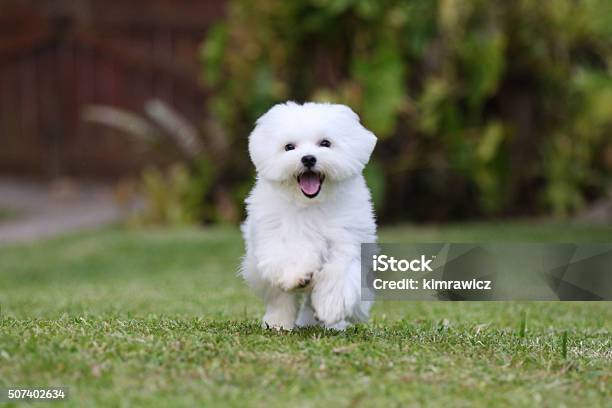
left=278, top=270, right=314, bottom=292
left=311, top=292, right=348, bottom=327
left=258, top=259, right=318, bottom=292
left=263, top=312, right=295, bottom=331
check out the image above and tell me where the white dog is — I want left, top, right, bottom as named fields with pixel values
left=241, top=101, right=377, bottom=330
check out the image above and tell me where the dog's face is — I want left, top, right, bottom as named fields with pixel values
left=248, top=102, right=377, bottom=199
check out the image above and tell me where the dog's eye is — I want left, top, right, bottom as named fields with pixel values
left=284, top=143, right=295, bottom=151
left=319, top=139, right=332, bottom=148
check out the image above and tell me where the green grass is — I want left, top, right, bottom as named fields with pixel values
left=0, top=223, right=610, bottom=407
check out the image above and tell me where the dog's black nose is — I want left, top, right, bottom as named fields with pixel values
left=301, top=155, right=317, bottom=168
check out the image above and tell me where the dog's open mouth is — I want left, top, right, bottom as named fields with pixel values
left=298, top=171, right=324, bottom=198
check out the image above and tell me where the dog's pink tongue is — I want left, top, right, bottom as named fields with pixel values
left=299, top=172, right=321, bottom=195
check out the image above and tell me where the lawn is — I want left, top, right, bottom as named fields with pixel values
left=0, top=223, right=610, bottom=407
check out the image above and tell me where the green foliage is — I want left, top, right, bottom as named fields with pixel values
left=363, top=159, right=386, bottom=211
left=352, top=38, right=406, bottom=137
left=0, top=207, right=21, bottom=221
left=202, top=0, right=612, bottom=220
left=130, top=163, right=210, bottom=227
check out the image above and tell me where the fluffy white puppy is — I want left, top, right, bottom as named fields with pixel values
left=241, top=101, right=377, bottom=330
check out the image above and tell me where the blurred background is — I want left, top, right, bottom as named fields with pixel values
left=0, top=0, right=611, bottom=242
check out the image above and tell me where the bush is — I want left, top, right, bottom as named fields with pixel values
left=202, top=0, right=612, bottom=221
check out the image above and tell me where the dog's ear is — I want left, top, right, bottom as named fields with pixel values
left=248, top=102, right=293, bottom=169
left=354, top=123, right=378, bottom=165
left=333, top=104, right=377, bottom=165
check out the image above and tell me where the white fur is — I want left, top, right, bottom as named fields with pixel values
left=241, top=101, right=377, bottom=330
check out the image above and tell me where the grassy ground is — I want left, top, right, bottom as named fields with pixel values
left=0, top=223, right=610, bottom=407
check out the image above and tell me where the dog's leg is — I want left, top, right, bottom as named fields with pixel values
left=311, top=245, right=362, bottom=326
left=319, top=259, right=371, bottom=330
left=346, top=259, right=372, bottom=323
left=295, top=295, right=320, bottom=328
left=262, top=288, right=298, bottom=330
left=325, top=320, right=350, bottom=330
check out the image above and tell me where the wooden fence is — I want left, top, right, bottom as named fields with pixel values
left=0, top=0, right=225, bottom=179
